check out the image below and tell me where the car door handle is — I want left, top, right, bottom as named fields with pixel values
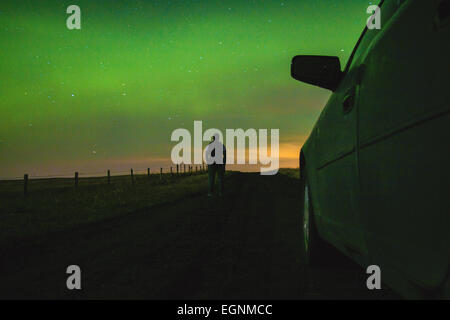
left=342, top=88, right=356, bottom=114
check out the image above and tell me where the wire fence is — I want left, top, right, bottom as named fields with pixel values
left=6, top=163, right=208, bottom=197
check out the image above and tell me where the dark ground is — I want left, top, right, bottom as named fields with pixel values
left=0, top=172, right=398, bottom=299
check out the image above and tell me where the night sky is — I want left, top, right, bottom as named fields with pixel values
left=0, top=0, right=373, bottom=179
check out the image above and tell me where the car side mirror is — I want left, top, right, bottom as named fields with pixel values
left=291, top=55, right=343, bottom=91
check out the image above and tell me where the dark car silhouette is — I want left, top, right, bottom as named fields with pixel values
left=291, top=0, right=450, bottom=298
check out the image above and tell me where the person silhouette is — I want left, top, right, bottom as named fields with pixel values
left=205, top=134, right=226, bottom=197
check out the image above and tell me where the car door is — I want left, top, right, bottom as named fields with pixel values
left=313, top=67, right=365, bottom=258
left=356, top=0, right=450, bottom=291
left=313, top=0, right=401, bottom=261
left=312, top=42, right=376, bottom=258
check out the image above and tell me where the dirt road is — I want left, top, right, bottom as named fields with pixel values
left=0, top=172, right=397, bottom=299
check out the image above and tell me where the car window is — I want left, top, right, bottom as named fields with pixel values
left=344, top=0, right=407, bottom=73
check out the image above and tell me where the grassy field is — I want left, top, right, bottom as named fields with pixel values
left=278, top=168, right=300, bottom=179
left=0, top=169, right=299, bottom=249
left=0, top=168, right=397, bottom=299
left=0, top=171, right=220, bottom=248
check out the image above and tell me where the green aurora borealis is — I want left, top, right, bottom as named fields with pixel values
left=1, top=0, right=374, bottom=178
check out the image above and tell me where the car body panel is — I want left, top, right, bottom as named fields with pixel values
left=299, top=0, right=450, bottom=296
left=314, top=67, right=366, bottom=258
left=357, top=0, right=450, bottom=289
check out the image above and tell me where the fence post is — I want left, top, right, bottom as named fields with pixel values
left=107, top=170, right=111, bottom=184
left=131, top=168, right=134, bottom=185
left=160, top=168, right=163, bottom=180
left=147, top=168, right=150, bottom=180
left=170, top=166, right=173, bottom=175
left=183, top=164, right=186, bottom=174
left=75, top=172, right=79, bottom=188
left=177, top=164, right=179, bottom=175
left=24, top=174, right=28, bottom=196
